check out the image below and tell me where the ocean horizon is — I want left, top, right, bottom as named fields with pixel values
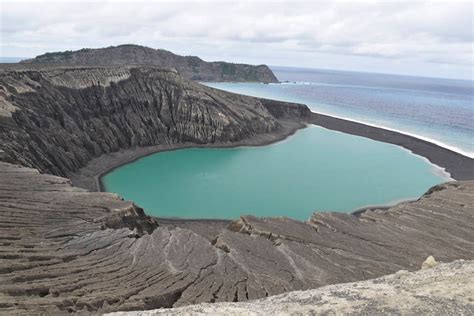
left=3, top=57, right=470, bottom=156
left=205, top=66, right=474, bottom=158
left=0, top=57, right=27, bottom=63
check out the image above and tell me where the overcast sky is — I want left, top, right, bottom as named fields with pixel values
left=1, top=0, right=473, bottom=80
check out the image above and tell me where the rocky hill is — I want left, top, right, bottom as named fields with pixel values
left=108, top=259, right=474, bottom=315
left=0, top=65, right=307, bottom=178
left=20, top=45, right=279, bottom=83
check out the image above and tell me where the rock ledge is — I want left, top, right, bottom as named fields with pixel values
left=109, top=260, right=474, bottom=315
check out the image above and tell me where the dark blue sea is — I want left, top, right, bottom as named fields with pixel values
left=206, top=66, right=474, bottom=157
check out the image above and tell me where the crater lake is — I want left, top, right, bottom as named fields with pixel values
left=102, top=126, right=449, bottom=220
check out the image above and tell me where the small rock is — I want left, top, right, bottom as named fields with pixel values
left=421, top=255, right=439, bottom=270
left=394, top=270, right=410, bottom=279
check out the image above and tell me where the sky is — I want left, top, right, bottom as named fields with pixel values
left=1, top=0, right=473, bottom=80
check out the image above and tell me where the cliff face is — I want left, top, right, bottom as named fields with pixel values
left=0, top=161, right=473, bottom=314
left=0, top=66, right=307, bottom=177
left=20, top=45, right=279, bottom=83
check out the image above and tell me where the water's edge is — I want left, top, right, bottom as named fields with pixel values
left=97, top=123, right=304, bottom=192
left=305, top=112, right=472, bottom=181
left=84, top=109, right=474, bottom=219
left=70, top=120, right=305, bottom=191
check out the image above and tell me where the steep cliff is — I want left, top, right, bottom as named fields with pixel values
left=0, top=65, right=308, bottom=177
left=20, top=45, right=279, bottom=83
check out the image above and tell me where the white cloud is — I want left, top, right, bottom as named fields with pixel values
left=0, top=0, right=472, bottom=79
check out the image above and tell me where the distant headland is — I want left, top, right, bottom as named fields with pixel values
left=20, top=44, right=279, bottom=83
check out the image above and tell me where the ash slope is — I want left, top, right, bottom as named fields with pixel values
left=20, top=44, right=279, bottom=83
left=0, top=65, right=307, bottom=178
left=109, top=260, right=474, bottom=315
left=0, top=161, right=473, bottom=314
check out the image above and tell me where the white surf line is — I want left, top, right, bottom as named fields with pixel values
left=200, top=82, right=474, bottom=158
left=310, top=110, right=474, bottom=159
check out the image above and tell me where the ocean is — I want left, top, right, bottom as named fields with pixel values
left=206, top=66, right=474, bottom=157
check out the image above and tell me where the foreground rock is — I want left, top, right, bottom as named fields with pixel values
left=20, top=44, right=279, bottom=83
left=109, top=260, right=474, bottom=315
left=0, top=160, right=473, bottom=314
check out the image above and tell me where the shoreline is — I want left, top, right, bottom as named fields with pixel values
left=305, top=112, right=473, bottom=181
left=308, top=110, right=473, bottom=159
left=69, top=120, right=306, bottom=192
left=69, top=110, right=474, bottom=220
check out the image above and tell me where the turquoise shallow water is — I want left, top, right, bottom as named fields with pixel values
left=103, top=126, right=449, bottom=220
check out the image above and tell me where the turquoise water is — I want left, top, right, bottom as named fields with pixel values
left=103, top=126, right=449, bottom=220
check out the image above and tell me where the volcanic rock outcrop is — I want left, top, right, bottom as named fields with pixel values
left=0, top=65, right=307, bottom=179
left=108, top=259, right=474, bottom=315
left=0, top=161, right=473, bottom=314
left=20, top=44, right=279, bottom=83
